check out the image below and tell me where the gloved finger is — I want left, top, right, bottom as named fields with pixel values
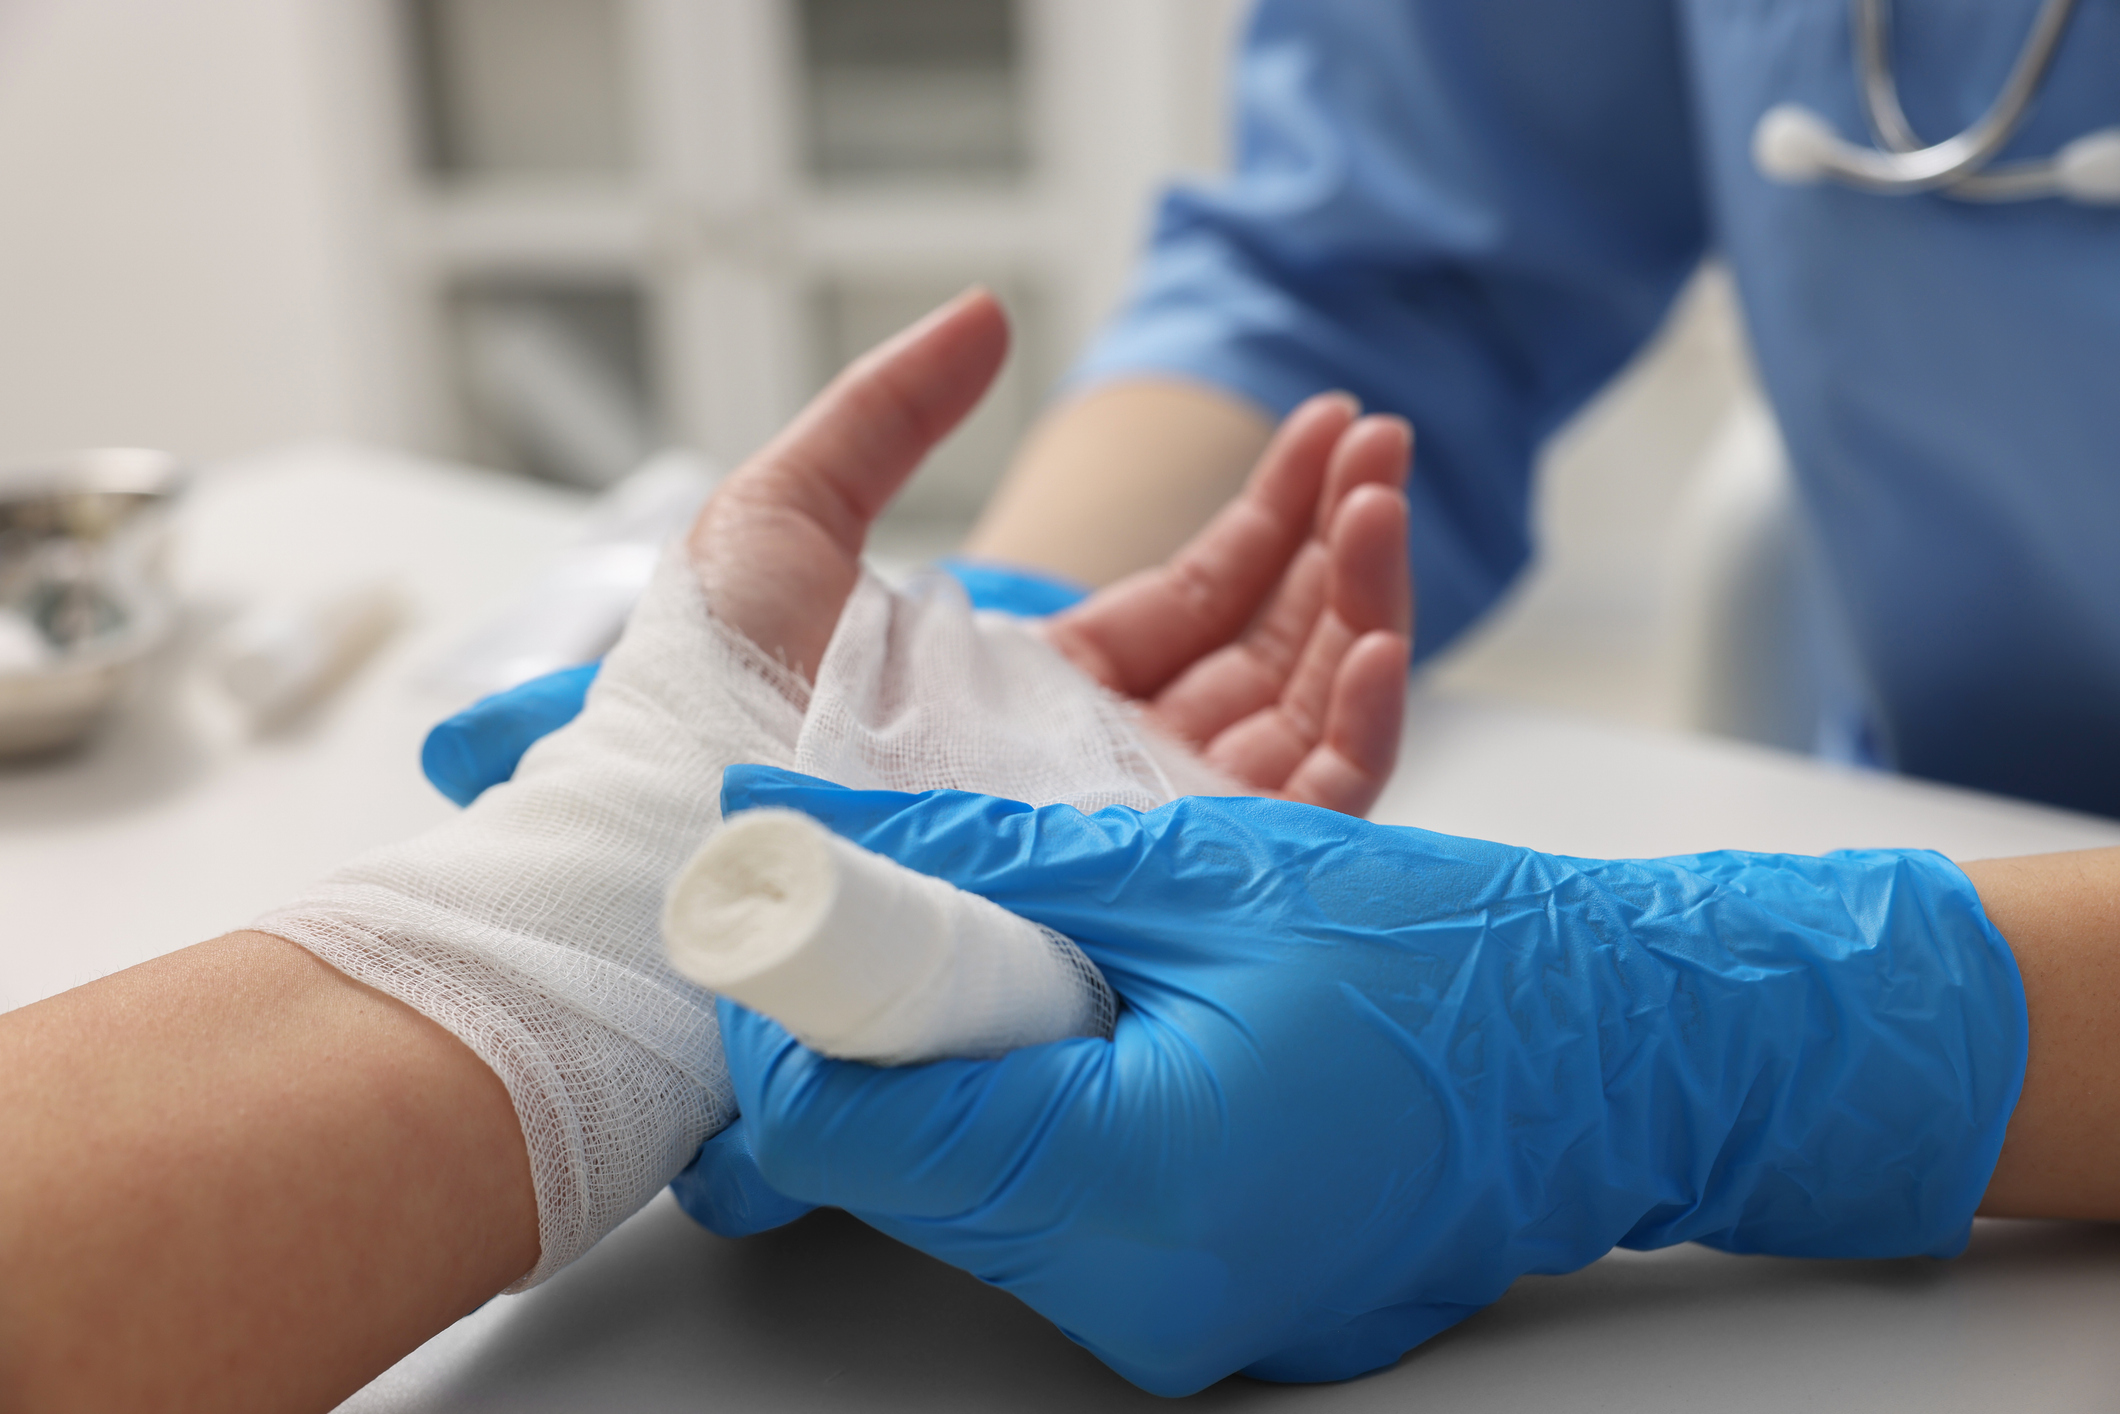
left=420, top=661, right=601, bottom=807
left=669, top=1117, right=819, bottom=1238
left=1241, top=1303, right=1486, bottom=1386
left=718, top=765, right=1358, bottom=958
left=718, top=766, right=1139, bottom=937
left=718, top=995, right=1112, bottom=1221
left=934, top=557, right=1089, bottom=618
left=721, top=989, right=1272, bottom=1399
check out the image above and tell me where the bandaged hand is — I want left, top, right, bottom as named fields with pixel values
left=713, top=767, right=2027, bottom=1395
left=430, top=381, right=1414, bottom=814
left=259, top=290, right=1414, bottom=1285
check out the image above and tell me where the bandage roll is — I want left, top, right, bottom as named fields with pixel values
left=662, top=808, right=1115, bottom=1066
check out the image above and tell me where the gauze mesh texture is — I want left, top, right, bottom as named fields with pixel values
left=663, top=808, right=1118, bottom=1065
left=259, top=551, right=1196, bottom=1287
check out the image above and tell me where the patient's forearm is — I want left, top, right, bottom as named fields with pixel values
left=0, top=931, right=536, bottom=1413
left=1965, top=847, right=2120, bottom=1219
left=964, top=378, right=1274, bottom=586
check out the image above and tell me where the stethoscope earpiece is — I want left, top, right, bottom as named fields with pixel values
left=1753, top=104, right=1841, bottom=185
left=2053, top=130, right=2120, bottom=204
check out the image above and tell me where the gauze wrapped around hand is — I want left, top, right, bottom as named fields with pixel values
left=410, top=558, right=1104, bottom=1241
left=415, top=559, right=1090, bottom=812
left=257, top=552, right=1199, bottom=1286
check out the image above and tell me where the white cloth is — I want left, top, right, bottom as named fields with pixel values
left=258, top=550, right=1199, bottom=1286
left=663, top=808, right=1115, bottom=1065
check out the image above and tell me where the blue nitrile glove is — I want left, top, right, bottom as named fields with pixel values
left=714, top=765, right=2028, bottom=1396
left=932, top=557, right=1089, bottom=618
left=670, top=1113, right=820, bottom=1237
left=421, top=662, right=602, bottom=807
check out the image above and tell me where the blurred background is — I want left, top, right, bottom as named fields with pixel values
left=0, top=0, right=1769, bottom=732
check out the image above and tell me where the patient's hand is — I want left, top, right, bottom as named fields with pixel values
left=1043, top=397, right=1410, bottom=815
left=688, top=289, right=1412, bottom=817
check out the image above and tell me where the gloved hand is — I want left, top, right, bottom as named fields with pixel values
left=421, top=662, right=602, bottom=808
left=416, top=561, right=1092, bottom=1237
left=714, top=765, right=2028, bottom=1395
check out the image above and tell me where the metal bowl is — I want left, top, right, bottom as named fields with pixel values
left=0, top=449, right=188, bottom=757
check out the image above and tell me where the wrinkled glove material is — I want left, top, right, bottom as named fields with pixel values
left=715, top=765, right=2028, bottom=1395
left=672, top=1117, right=820, bottom=1238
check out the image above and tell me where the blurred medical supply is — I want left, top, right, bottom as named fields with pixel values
left=0, top=609, right=51, bottom=673
left=0, top=449, right=186, bottom=757
left=206, top=580, right=404, bottom=732
left=421, top=447, right=719, bottom=701
left=457, top=288, right=658, bottom=490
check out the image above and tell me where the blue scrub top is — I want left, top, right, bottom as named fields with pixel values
left=1077, top=0, right=2120, bottom=818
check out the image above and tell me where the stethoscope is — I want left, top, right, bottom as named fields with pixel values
left=1753, top=0, right=2120, bottom=202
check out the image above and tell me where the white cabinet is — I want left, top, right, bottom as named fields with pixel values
left=383, top=0, right=1247, bottom=535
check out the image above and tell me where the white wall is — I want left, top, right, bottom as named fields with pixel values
left=0, top=0, right=1758, bottom=733
left=1428, top=267, right=1762, bottom=729
left=0, top=0, right=1248, bottom=476
left=0, top=0, right=396, bottom=465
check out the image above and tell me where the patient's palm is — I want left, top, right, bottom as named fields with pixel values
left=686, top=291, right=1412, bottom=818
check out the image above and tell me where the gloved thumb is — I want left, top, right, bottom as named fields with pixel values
left=716, top=994, right=1107, bottom=1219
left=669, top=1117, right=817, bottom=1238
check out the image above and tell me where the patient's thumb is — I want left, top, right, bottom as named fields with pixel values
left=744, top=289, right=1008, bottom=531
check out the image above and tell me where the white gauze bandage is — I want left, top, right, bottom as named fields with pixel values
left=258, top=549, right=1222, bottom=1287
left=663, top=808, right=1114, bottom=1065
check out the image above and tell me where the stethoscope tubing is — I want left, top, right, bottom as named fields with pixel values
left=1752, top=0, right=2120, bottom=203
left=1846, top=0, right=2077, bottom=195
